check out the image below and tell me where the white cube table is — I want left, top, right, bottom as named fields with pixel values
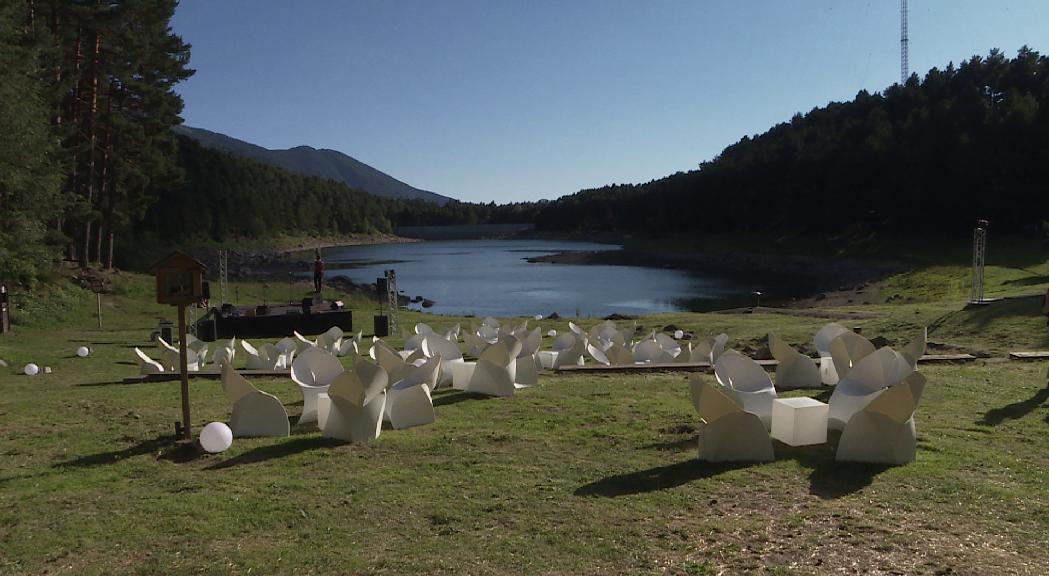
left=771, top=397, right=828, bottom=446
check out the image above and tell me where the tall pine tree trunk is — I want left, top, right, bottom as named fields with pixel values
left=81, top=29, right=101, bottom=267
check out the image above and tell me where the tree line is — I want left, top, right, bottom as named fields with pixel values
left=139, top=137, right=545, bottom=250
left=534, top=48, right=1049, bottom=238
left=0, top=0, right=191, bottom=284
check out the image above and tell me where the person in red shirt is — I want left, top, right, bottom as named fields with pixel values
left=313, top=251, right=325, bottom=293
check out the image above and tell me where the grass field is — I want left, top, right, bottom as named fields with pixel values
left=1, top=247, right=1048, bottom=575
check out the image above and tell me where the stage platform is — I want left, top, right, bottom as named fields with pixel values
left=196, top=298, right=352, bottom=341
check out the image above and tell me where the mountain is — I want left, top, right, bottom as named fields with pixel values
left=173, top=125, right=453, bottom=205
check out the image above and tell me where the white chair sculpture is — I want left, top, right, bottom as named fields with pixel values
left=292, top=331, right=316, bottom=354
left=586, top=342, right=611, bottom=365
left=539, top=333, right=585, bottom=369
left=514, top=327, right=542, bottom=387
left=156, top=338, right=202, bottom=373
left=463, top=331, right=490, bottom=357
left=316, top=326, right=344, bottom=356
left=385, top=356, right=440, bottom=429
left=221, top=364, right=290, bottom=437
left=813, top=322, right=849, bottom=385
left=321, top=358, right=388, bottom=443
left=208, top=338, right=236, bottom=372
left=829, top=331, right=876, bottom=383
left=274, top=337, right=297, bottom=367
left=134, top=348, right=165, bottom=374
left=836, top=371, right=927, bottom=464
left=654, top=332, right=681, bottom=358
left=693, top=333, right=729, bottom=364
left=185, top=334, right=209, bottom=365
left=827, top=346, right=915, bottom=430
left=768, top=332, right=821, bottom=390
left=241, top=340, right=276, bottom=371
left=901, top=327, right=927, bottom=369
left=633, top=337, right=674, bottom=364
left=606, top=342, right=636, bottom=366
left=568, top=321, right=586, bottom=339
left=290, top=347, right=345, bottom=425
left=588, top=320, right=628, bottom=350
left=419, top=332, right=464, bottom=388
left=689, top=374, right=773, bottom=462
left=332, top=330, right=363, bottom=357
left=370, top=338, right=412, bottom=383
left=675, top=342, right=694, bottom=364
left=714, top=350, right=777, bottom=429
left=452, top=340, right=521, bottom=397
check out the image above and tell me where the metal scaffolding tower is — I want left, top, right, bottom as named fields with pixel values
left=900, top=0, right=909, bottom=84
left=218, top=250, right=229, bottom=305
left=971, top=220, right=988, bottom=304
left=384, top=269, right=398, bottom=334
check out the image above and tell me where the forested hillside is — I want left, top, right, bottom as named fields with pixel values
left=535, top=48, right=1049, bottom=237
left=173, top=126, right=454, bottom=205
left=131, top=137, right=542, bottom=249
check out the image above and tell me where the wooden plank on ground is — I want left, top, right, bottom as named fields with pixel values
left=122, top=369, right=290, bottom=383
left=556, top=359, right=779, bottom=375
left=917, top=354, right=977, bottom=363
left=1009, top=351, right=1049, bottom=360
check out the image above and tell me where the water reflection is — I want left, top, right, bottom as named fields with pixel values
left=319, top=239, right=744, bottom=317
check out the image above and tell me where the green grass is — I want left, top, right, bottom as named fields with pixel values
left=1, top=255, right=1049, bottom=574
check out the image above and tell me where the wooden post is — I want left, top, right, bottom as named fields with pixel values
left=177, top=303, right=191, bottom=440
left=96, top=292, right=102, bottom=329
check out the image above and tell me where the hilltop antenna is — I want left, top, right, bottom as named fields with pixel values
left=900, top=0, right=909, bottom=84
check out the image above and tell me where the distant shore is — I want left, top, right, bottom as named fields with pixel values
left=526, top=247, right=902, bottom=310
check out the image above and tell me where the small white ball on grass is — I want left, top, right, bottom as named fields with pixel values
left=199, top=422, right=233, bottom=453
left=24, top=363, right=40, bottom=376
left=534, top=314, right=543, bottom=321
left=674, top=330, right=684, bottom=340
left=546, top=329, right=557, bottom=338
left=76, top=346, right=91, bottom=357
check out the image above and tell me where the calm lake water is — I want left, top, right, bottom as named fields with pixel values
left=320, top=239, right=746, bottom=317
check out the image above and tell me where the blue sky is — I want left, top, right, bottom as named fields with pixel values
left=171, top=0, right=1049, bottom=203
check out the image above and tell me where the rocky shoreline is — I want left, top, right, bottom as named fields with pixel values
left=191, top=233, right=418, bottom=282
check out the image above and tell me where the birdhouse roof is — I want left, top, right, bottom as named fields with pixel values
left=150, top=251, right=207, bottom=273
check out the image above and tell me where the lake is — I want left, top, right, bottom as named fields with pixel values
left=319, top=239, right=748, bottom=317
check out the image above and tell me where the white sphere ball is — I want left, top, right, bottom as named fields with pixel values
left=24, top=363, right=40, bottom=376
left=76, top=346, right=91, bottom=358
left=546, top=329, right=557, bottom=338
left=199, top=422, right=233, bottom=453
left=673, top=330, right=684, bottom=340
left=534, top=314, right=543, bottom=321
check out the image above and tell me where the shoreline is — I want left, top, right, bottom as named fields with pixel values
left=200, top=232, right=904, bottom=313
left=526, top=248, right=902, bottom=310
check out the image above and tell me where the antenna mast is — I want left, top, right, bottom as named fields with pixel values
left=900, top=0, right=909, bottom=84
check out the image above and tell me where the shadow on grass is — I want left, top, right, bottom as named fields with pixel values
left=433, top=391, right=493, bottom=407
left=1003, top=275, right=1049, bottom=287
left=776, top=440, right=891, bottom=499
left=643, top=435, right=698, bottom=452
left=978, top=385, right=1049, bottom=426
left=630, top=431, right=890, bottom=499
left=575, top=459, right=751, bottom=497
left=207, top=436, right=342, bottom=470
left=53, top=434, right=195, bottom=468
left=77, top=378, right=141, bottom=387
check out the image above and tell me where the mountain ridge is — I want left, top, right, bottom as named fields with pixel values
left=173, top=125, right=453, bottom=205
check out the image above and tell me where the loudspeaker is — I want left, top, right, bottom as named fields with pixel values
left=374, top=315, right=389, bottom=337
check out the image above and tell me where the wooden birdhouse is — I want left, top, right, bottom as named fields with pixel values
left=151, top=252, right=207, bottom=306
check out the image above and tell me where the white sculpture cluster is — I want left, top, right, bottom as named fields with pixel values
left=689, top=322, right=928, bottom=465
left=130, top=316, right=927, bottom=466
